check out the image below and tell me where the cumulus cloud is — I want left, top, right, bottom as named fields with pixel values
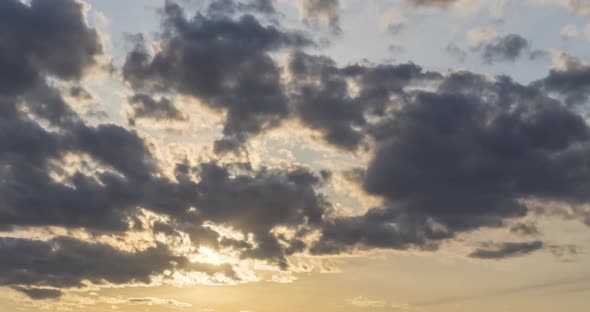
left=0, top=0, right=102, bottom=95
left=287, top=51, right=441, bottom=150
left=2, top=0, right=590, bottom=303
left=0, top=237, right=236, bottom=299
left=123, top=1, right=312, bottom=153
left=533, top=55, right=590, bottom=105
left=312, top=70, right=590, bottom=254
left=0, top=0, right=332, bottom=298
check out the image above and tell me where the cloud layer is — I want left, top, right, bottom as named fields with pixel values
left=1, top=0, right=589, bottom=302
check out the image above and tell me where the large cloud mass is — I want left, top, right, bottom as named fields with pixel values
left=1, top=0, right=590, bottom=302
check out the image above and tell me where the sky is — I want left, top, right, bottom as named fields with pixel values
left=1, top=0, right=590, bottom=311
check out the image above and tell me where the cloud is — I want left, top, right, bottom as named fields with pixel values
left=297, top=0, right=341, bottom=34
left=349, top=296, right=387, bottom=309
left=0, top=1, right=333, bottom=283
left=123, top=1, right=312, bottom=153
left=547, top=244, right=578, bottom=261
left=207, top=0, right=276, bottom=16
left=127, top=93, right=186, bottom=124
left=12, top=287, right=63, bottom=300
left=2, top=0, right=590, bottom=302
left=406, top=0, right=462, bottom=8
left=0, top=0, right=102, bottom=95
left=481, top=34, right=530, bottom=63
left=467, top=27, right=498, bottom=49
left=445, top=43, right=468, bottom=62
left=287, top=51, right=441, bottom=150
left=560, top=24, right=579, bottom=39
left=469, top=241, right=544, bottom=259
left=531, top=0, right=590, bottom=16
left=312, top=70, right=590, bottom=254
left=123, top=297, right=192, bottom=307
left=184, top=162, right=331, bottom=267
left=510, top=222, right=540, bottom=236
left=533, top=55, right=590, bottom=105
left=490, top=0, right=512, bottom=21
left=380, top=9, right=407, bottom=33
left=0, top=237, right=233, bottom=297
left=69, top=86, right=93, bottom=100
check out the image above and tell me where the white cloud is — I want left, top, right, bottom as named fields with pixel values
left=560, top=24, right=579, bottom=39
left=467, top=26, right=498, bottom=49
left=349, top=296, right=387, bottom=308
left=380, top=9, right=407, bottom=33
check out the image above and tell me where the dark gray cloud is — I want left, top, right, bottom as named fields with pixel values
left=0, top=0, right=102, bottom=95
left=287, top=52, right=441, bottom=150
left=313, top=71, right=590, bottom=254
left=123, top=1, right=312, bottom=152
left=482, top=34, right=530, bottom=64
left=469, top=241, right=544, bottom=259
left=534, top=59, right=590, bottom=105
left=0, top=8, right=157, bottom=233
left=128, top=93, right=186, bottom=124
left=1, top=91, right=331, bottom=266
left=287, top=52, right=367, bottom=149
left=169, top=162, right=331, bottom=268
left=12, top=287, right=63, bottom=300
left=0, top=236, right=235, bottom=298
left=0, top=103, right=157, bottom=231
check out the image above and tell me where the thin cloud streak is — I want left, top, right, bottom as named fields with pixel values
left=412, top=276, right=590, bottom=307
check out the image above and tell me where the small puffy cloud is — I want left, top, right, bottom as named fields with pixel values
left=380, top=9, right=407, bottom=33
left=297, top=0, right=341, bottom=34
left=445, top=43, right=468, bottom=62
left=481, top=34, right=530, bottom=63
left=467, top=26, right=498, bottom=49
left=561, top=24, right=579, bottom=39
